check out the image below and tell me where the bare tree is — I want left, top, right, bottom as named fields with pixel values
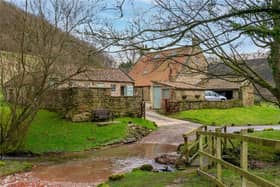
left=0, top=0, right=106, bottom=155
left=91, top=0, right=280, bottom=106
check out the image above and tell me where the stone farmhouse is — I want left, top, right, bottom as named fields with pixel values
left=129, top=46, right=254, bottom=109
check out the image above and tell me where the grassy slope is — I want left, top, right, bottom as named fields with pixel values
left=171, top=104, right=280, bottom=126
left=22, top=110, right=156, bottom=153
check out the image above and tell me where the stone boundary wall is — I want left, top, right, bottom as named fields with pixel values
left=164, top=99, right=242, bottom=113
left=41, top=87, right=143, bottom=122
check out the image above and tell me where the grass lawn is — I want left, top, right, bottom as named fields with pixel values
left=246, top=130, right=280, bottom=161
left=103, top=165, right=280, bottom=187
left=0, top=160, right=32, bottom=177
left=22, top=110, right=156, bottom=154
left=170, top=104, right=280, bottom=126
left=251, top=130, right=280, bottom=140
left=105, top=170, right=209, bottom=187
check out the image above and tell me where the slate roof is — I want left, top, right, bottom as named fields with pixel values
left=72, top=68, right=134, bottom=83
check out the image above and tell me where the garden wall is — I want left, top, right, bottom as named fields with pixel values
left=164, top=99, right=242, bottom=113
left=41, top=87, right=143, bottom=122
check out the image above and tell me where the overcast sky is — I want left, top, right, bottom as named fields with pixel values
left=5, top=0, right=263, bottom=57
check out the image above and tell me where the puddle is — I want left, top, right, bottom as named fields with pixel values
left=5, top=143, right=178, bottom=186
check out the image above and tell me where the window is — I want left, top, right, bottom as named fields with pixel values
left=96, top=83, right=105, bottom=88
left=84, top=82, right=91, bottom=87
left=143, top=68, right=148, bottom=75
left=154, top=54, right=161, bottom=59
left=111, top=84, right=116, bottom=92
left=171, top=51, right=177, bottom=56
left=69, top=81, right=74, bottom=87
left=182, top=95, right=187, bottom=100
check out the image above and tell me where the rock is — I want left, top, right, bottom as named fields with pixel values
left=123, top=137, right=137, bottom=144
left=139, top=164, right=153, bottom=171
left=109, top=174, right=124, bottom=181
left=123, top=124, right=151, bottom=143
left=155, top=153, right=180, bottom=165
left=159, top=166, right=174, bottom=172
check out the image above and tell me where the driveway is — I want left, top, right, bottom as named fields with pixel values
left=142, top=110, right=201, bottom=145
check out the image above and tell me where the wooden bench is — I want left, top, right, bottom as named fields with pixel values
left=92, top=109, right=113, bottom=122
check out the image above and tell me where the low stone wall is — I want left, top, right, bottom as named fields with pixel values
left=164, top=99, right=242, bottom=113
left=40, top=89, right=72, bottom=113
left=39, top=87, right=143, bottom=122
left=64, top=88, right=143, bottom=122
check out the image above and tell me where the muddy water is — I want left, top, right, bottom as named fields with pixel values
left=2, top=143, right=177, bottom=186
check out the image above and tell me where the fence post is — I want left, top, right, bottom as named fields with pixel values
left=183, top=135, right=189, bottom=164
left=224, top=126, right=227, bottom=149
left=208, top=134, right=214, bottom=169
left=241, top=129, right=248, bottom=187
left=204, top=126, right=208, bottom=145
left=216, top=128, right=222, bottom=182
left=199, top=133, right=204, bottom=170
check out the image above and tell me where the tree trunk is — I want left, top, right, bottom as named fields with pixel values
left=271, top=0, right=280, bottom=105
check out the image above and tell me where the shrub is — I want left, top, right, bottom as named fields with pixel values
left=247, top=128, right=254, bottom=133
left=264, top=128, right=274, bottom=131
left=109, top=174, right=124, bottom=181
left=139, top=164, right=153, bottom=171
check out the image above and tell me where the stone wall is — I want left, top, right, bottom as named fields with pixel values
left=63, top=88, right=143, bottom=122
left=164, top=99, right=242, bottom=113
left=135, top=86, right=151, bottom=101
left=241, top=84, right=255, bottom=106
left=40, top=87, right=143, bottom=122
left=171, top=89, right=205, bottom=101
left=40, top=89, right=72, bottom=113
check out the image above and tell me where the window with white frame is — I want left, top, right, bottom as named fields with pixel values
left=111, top=84, right=116, bottom=92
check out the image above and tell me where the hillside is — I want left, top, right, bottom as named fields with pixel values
left=0, top=1, right=112, bottom=68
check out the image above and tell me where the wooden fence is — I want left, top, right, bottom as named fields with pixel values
left=196, top=128, right=280, bottom=187
left=183, top=125, right=207, bottom=164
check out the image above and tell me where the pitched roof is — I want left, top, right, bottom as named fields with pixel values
left=153, top=78, right=243, bottom=90
left=153, top=80, right=205, bottom=90
left=199, top=79, right=242, bottom=90
left=129, top=46, right=204, bottom=87
left=72, top=68, right=134, bottom=83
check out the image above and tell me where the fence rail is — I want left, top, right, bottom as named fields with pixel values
left=196, top=129, right=280, bottom=187
left=182, top=125, right=207, bottom=164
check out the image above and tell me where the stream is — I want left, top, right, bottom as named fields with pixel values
left=1, top=112, right=200, bottom=187
left=1, top=143, right=178, bottom=186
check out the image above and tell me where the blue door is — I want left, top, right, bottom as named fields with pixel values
left=153, top=86, right=162, bottom=109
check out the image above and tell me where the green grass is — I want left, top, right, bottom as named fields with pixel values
left=251, top=130, right=280, bottom=140
left=104, top=166, right=280, bottom=187
left=22, top=110, right=156, bottom=154
left=0, top=160, right=33, bottom=177
left=171, top=104, right=280, bottom=126
left=106, top=170, right=209, bottom=187
left=246, top=130, right=280, bottom=161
